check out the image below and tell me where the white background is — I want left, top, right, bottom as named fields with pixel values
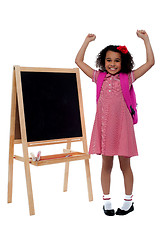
left=0, top=0, right=160, bottom=239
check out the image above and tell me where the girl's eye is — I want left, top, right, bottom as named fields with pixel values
left=106, top=59, right=120, bottom=63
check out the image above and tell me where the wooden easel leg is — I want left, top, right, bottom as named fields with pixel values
left=8, top=134, right=15, bottom=203
left=15, top=65, right=35, bottom=215
left=85, top=159, right=93, bottom=201
left=8, top=154, right=14, bottom=203
left=24, top=159, right=35, bottom=216
left=8, top=69, right=16, bottom=203
left=82, top=138, right=93, bottom=201
left=63, top=162, right=69, bottom=192
left=63, top=141, right=71, bottom=192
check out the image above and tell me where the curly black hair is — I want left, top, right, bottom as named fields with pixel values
left=96, top=45, right=134, bottom=73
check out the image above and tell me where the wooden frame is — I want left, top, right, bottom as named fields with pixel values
left=7, top=66, right=93, bottom=215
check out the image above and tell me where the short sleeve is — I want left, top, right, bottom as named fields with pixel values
left=92, top=70, right=100, bottom=84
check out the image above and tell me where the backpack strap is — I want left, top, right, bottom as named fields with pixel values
left=96, top=72, right=107, bottom=103
left=119, top=72, right=135, bottom=117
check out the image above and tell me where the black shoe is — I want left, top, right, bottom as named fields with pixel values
left=116, top=203, right=134, bottom=216
left=103, top=206, right=115, bottom=216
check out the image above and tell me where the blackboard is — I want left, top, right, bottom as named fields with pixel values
left=20, top=71, right=82, bottom=142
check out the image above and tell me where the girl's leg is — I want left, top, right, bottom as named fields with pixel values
left=101, top=155, right=115, bottom=214
left=101, top=155, right=114, bottom=194
left=118, top=156, right=133, bottom=195
left=117, top=156, right=134, bottom=213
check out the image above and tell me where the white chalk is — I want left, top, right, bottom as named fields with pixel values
left=30, top=152, right=36, bottom=162
left=37, top=151, right=41, bottom=161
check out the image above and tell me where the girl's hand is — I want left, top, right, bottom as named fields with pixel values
left=85, top=33, right=96, bottom=43
left=136, top=30, right=149, bottom=41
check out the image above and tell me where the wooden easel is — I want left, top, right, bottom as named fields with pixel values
left=8, top=66, right=93, bottom=215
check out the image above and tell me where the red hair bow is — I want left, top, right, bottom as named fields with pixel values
left=117, top=45, right=128, bottom=54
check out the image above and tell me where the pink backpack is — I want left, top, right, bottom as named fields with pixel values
left=96, top=72, right=138, bottom=124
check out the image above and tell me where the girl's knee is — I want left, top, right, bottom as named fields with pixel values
left=102, top=155, right=113, bottom=172
left=118, top=156, right=131, bottom=173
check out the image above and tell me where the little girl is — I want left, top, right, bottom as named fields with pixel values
left=75, top=30, right=154, bottom=216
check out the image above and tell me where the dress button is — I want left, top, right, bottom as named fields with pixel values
left=109, top=90, right=111, bottom=92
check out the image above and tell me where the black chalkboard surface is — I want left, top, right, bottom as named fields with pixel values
left=20, top=71, right=82, bottom=142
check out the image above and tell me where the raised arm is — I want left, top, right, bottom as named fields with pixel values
left=134, top=30, right=155, bottom=80
left=75, top=34, right=96, bottom=79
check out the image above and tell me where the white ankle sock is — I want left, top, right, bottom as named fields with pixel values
left=121, top=194, right=133, bottom=211
left=103, top=194, right=112, bottom=210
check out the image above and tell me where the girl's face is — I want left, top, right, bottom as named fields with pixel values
left=105, top=50, right=121, bottom=75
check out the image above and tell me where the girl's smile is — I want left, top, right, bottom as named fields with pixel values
left=105, top=50, right=121, bottom=75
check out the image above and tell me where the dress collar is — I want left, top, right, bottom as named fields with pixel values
left=106, top=72, right=120, bottom=80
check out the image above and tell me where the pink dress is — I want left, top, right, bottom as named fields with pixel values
left=89, top=70, right=138, bottom=158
